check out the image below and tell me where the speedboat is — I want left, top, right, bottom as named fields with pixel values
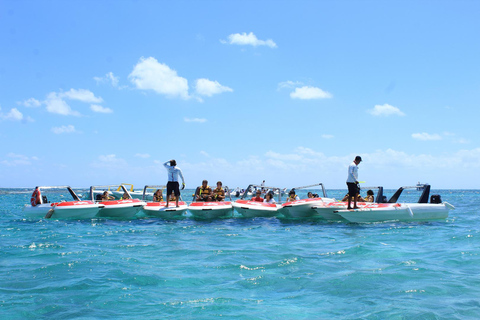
left=91, top=183, right=146, bottom=200
left=335, top=184, right=455, bottom=222
left=232, top=184, right=282, bottom=218
left=23, top=186, right=103, bottom=219
left=141, top=185, right=188, bottom=219
left=188, top=201, right=233, bottom=219
left=312, top=186, right=388, bottom=220
left=90, top=185, right=146, bottom=218
left=279, top=183, right=336, bottom=219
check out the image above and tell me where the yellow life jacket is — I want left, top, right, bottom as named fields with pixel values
left=199, top=186, right=211, bottom=196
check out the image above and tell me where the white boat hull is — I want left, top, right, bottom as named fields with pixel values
left=188, top=202, right=233, bottom=219
left=143, top=201, right=188, bottom=218
left=232, top=200, right=279, bottom=218
left=280, top=198, right=336, bottom=219
left=337, top=203, right=454, bottom=223
left=23, top=201, right=102, bottom=219
left=96, top=199, right=145, bottom=218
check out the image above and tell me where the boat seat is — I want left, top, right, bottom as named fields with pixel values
left=42, top=195, right=49, bottom=203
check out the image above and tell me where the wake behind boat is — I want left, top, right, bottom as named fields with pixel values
left=279, top=183, right=336, bottom=219
left=23, top=186, right=103, bottom=219
left=232, top=184, right=282, bottom=218
left=90, top=184, right=145, bottom=218
left=141, top=185, right=188, bottom=219
left=335, top=184, right=455, bottom=222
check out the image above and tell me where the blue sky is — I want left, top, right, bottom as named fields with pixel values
left=1, top=1, right=479, bottom=189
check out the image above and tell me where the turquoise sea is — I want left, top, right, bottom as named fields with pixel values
left=1, top=188, right=479, bottom=319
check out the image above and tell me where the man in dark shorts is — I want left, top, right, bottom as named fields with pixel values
left=346, top=156, right=362, bottom=209
left=163, top=159, right=185, bottom=207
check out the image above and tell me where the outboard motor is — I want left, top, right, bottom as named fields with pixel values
left=430, top=194, right=442, bottom=204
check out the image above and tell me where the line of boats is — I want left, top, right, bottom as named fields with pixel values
left=22, top=183, right=455, bottom=223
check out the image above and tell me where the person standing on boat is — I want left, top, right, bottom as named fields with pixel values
left=163, top=159, right=185, bottom=208
left=346, top=155, right=362, bottom=209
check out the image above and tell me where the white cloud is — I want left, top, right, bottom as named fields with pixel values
left=94, top=72, right=119, bottom=87
left=51, top=125, right=76, bottom=134
left=1, top=153, right=38, bottom=166
left=195, top=78, right=233, bottom=97
left=278, top=81, right=304, bottom=90
left=184, top=117, right=207, bottom=123
left=321, top=134, right=334, bottom=139
left=221, top=32, right=277, bottom=48
left=18, top=98, right=41, bottom=108
left=128, top=57, right=189, bottom=99
left=61, top=88, right=103, bottom=103
left=290, top=86, right=332, bottom=99
left=368, top=103, right=405, bottom=117
left=135, top=153, right=150, bottom=159
left=91, top=154, right=128, bottom=169
left=1, top=108, right=23, bottom=121
left=412, top=132, right=442, bottom=141
left=45, top=92, right=81, bottom=116
left=90, top=104, right=113, bottom=113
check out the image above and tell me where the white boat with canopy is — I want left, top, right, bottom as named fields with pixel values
left=90, top=184, right=146, bottom=218
left=232, top=184, right=283, bottom=218
left=23, top=186, right=103, bottom=219
left=141, top=185, right=188, bottom=219
left=335, top=184, right=455, bottom=222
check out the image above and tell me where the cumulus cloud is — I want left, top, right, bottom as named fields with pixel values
left=128, top=57, right=189, bottom=99
left=45, top=92, right=81, bottom=116
left=94, top=72, right=119, bottom=87
left=61, top=88, right=103, bottom=103
left=0, top=107, right=24, bottom=121
left=221, top=32, right=277, bottom=48
left=412, top=133, right=442, bottom=141
left=90, top=104, right=113, bottom=113
left=368, top=103, right=405, bottom=117
left=1, top=153, right=38, bottom=166
left=18, top=98, right=41, bottom=108
left=184, top=117, right=207, bottom=123
left=290, top=86, right=332, bottom=99
left=195, top=78, right=233, bottom=97
left=51, top=125, right=76, bottom=134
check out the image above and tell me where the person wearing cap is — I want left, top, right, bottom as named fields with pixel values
left=163, top=159, right=185, bottom=208
left=346, top=156, right=362, bottom=209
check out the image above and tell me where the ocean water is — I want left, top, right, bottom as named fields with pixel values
left=1, top=188, right=479, bottom=319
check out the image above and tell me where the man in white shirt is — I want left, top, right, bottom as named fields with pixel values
left=346, top=156, right=362, bottom=209
left=163, top=159, right=185, bottom=207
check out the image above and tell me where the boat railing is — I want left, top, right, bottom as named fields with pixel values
left=387, top=184, right=431, bottom=203
left=240, top=184, right=284, bottom=203
left=290, top=183, right=327, bottom=198
left=32, top=186, right=80, bottom=204
left=90, top=184, right=133, bottom=201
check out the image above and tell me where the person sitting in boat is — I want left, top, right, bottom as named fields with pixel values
left=307, top=192, right=314, bottom=198
left=120, top=192, right=130, bottom=200
left=287, top=189, right=300, bottom=202
left=153, top=189, right=164, bottom=202
left=101, top=191, right=114, bottom=201
left=264, top=191, right=276, bottom=204
left=341, top=193, right=366, bottom=202
left=195, top=180, right=213, bottom=202
left=251, top=190, right=264, bottom=202
left=212, top=181, right=226, bottom=201
left=168, top=191, right=177, bottom=202
left=364, top=190, right=374, bottom=202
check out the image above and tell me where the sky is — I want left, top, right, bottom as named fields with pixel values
left=1, top=0, right=479, bottom=189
